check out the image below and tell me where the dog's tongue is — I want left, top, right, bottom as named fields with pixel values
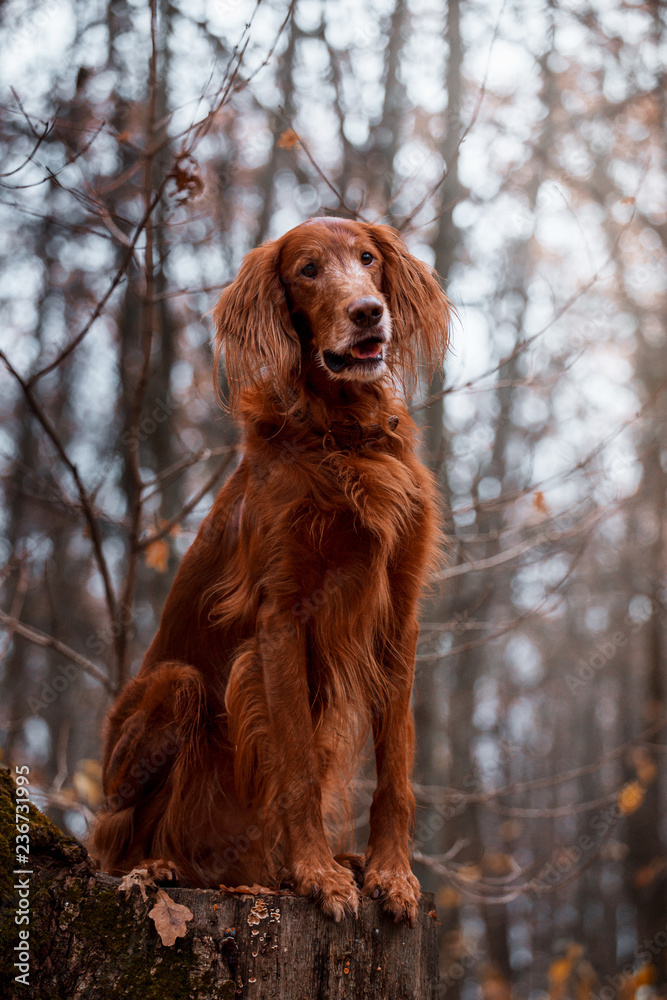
left=350, top=341, right=382, bottom=360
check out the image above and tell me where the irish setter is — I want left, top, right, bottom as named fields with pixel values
left=90, top=216, right=451, bottom=925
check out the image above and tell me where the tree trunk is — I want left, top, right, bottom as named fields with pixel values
left=0, top=771, right=438, bottom=999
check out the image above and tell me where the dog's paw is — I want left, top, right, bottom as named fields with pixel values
left=363, top=865, right=420, bottom=926
left=293, top=859, right=360, bottom=923
left=140, top=858, right=180, bottom=883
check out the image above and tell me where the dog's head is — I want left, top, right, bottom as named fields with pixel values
left=214, top=217, right=451, bottom=405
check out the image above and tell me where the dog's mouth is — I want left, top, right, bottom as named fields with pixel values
left=323, top=338, right=386, bottom=373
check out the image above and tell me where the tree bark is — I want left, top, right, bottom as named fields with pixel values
left=0, top=770, right=439, bottom=999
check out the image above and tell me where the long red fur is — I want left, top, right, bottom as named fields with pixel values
left=89, top=216, right=451, bottom=924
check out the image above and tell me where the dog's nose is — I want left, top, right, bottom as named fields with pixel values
left=347, top=297, right=384, bottom=327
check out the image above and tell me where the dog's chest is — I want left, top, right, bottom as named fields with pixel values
left=301, top=450, right=425, bottom=552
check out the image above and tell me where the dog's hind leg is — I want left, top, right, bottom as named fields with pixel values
left=88, top=663, right=206, bottom=879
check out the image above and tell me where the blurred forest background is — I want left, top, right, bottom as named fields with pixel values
left=0, top=0, right=665, bottom=994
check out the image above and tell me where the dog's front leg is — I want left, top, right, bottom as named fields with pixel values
left=258, top=604, right=360, bottom=921
left=363, top=618, right=421, bottom=926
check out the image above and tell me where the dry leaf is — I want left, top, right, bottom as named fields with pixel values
left=533, top=490, right=549, bottom=516
left=145, top=538, right=169, bottom=573
left=277, top=128, right=299, bottom=150
left=436, top=885, right=461, bottom=908
left=629, top=747, right=657, bottom=786
left=218, top=883, right=289, bottom=896
left=549, top=955, right=573, bottom=988
left=481, top=965, right=512, bottom=1000
left=549, top=951, right=575, bottom=1000
left=458, top=863, right=482, bottom=882
left=634, top=860, right=664, bottom=890
left=617, top=780, right=645, bottom=816
left=499, top=819, right=523, bottom=842
left=632, top=963, right=656, bottom=988
left=149, top=888, right=193, bottom=946
left=483, top=852, right=514, bottom=876
left=168, top=154, right=205, bottom=203
left=118, top=868, right=152, bottom=901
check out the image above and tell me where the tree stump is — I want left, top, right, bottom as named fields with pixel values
left=0, top=769, right=439, bottom=998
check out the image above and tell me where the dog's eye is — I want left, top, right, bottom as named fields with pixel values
left=302, top=263, right=317, bottom=277
left=361, top=252, right=374, bottom=265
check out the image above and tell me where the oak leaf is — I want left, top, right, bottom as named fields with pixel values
left=149, top=888, right=194, bottom=946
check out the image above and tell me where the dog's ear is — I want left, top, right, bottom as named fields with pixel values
left=213, top=240, right=300, bottom=409
left=364, top=223, right=451, bottom=391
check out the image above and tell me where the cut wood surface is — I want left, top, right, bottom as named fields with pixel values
left=0, top=770, right=439, bottom=999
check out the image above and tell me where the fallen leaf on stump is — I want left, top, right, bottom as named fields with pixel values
left=149, top=888, right=194, bottom=946
left=218, top=883, right=291, bottom=896
left=118, top=868, right=152, bottom=901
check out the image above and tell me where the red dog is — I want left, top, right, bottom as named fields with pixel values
left=90, top=216, right=450, bottom=924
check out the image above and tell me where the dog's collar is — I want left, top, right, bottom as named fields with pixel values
left=325, top=414, right=399, bottom=451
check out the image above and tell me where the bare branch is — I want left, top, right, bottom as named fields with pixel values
left=432, top=508, right=602, bottom=583
left=27, top=181, right=168, bottom=386
left=0, top=610, right=113, bottom=693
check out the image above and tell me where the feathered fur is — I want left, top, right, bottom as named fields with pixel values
left=90, top=216, right=451, bottom=925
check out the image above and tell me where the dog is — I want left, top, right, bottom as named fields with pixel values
left=90, top=216, right=451, bottom=925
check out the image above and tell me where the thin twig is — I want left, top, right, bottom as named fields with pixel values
left=432, top=508, right=602, bottom=583
left=0, top=610, right=113, bottom=692
left=139, top=454, right=235, bottom=548
left=27, top=182, right=168, bottom=386
left=0, top=351, right=120, bottom=650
